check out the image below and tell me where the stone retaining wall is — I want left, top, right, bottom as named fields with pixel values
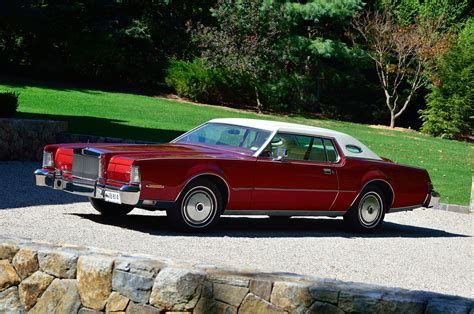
left=0, top=236, right=472, bottom=314
left=0, top=118, right=158, bottom=161
left=0, top=119, right=68, bottom=161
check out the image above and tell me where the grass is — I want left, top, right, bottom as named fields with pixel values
left=1, top=81, right=472, bottom=205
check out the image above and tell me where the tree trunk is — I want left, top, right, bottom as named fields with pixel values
left=389, top=111, right=396, bottom=128
left=254, top=86, right=262, bottom=113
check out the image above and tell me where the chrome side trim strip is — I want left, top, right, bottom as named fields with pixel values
left=388, top=205, right=421, bottom=213
left=232, top=187, right=355, bottom=193
left=349, top=179, right=395, bottom=208
left=232, top=187, right=253, bottom=191
left=223, top=210, right=346, bottom=217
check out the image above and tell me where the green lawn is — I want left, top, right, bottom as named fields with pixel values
left=1, top=81, right=472, bottom=205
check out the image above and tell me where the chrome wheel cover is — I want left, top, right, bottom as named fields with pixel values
left=358, top=192, right=382, bottom=227
left=182, top=186, right=216, bottom=227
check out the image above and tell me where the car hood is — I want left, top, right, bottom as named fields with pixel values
left=86, top=143, right=252, bottom=161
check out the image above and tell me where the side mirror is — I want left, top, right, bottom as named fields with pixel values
left=272, top=147, right=288, bottom=161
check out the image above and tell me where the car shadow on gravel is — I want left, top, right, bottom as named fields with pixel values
left=0, top=161, right=87, bottom=210
left=70, top=213, right=469, bottom=238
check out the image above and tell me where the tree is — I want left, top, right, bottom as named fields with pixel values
left=352, top=6, right=449, bottom=127
left=279, top=0, right=365, bottom=113
left=198, top=0, right=284, bottom=112
left=420, top=18, right=474, bottom=139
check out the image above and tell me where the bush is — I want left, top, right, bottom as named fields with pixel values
left=165, top=58, right=224, bottom=103
left=0, top=91, right=19, bottom=118
left=420, top=18, right=474, bottom=139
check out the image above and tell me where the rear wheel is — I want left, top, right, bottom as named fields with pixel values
left=89, top=198, right=134, bottom=216
left=167, top=179, right=222, bottom=231
left=344, top=187, right=386, bottom=233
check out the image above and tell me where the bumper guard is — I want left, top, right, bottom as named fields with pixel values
left=34, top=168, right=140, bottom=206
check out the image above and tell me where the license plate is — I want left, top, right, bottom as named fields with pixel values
left=104, top=191, right=121, bottom=204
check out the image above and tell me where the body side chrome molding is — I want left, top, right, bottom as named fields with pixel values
left=232, top=187, right=356, bottom=193
left=223, top=210, right=346, bottom=217
left=349, top=179, right=396, bottom=209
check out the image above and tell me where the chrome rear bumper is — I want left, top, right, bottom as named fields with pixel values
left=34, top=168, right=140, bottom=206
left=425, top=190, right=440, bottom=208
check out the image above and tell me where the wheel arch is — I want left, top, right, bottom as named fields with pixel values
left=351, top=179, right=395, bottom=211
left=176, top=173, right=230, bottom=210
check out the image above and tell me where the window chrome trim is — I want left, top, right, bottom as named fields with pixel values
left=253, top=129, right=278, bottom=157
left=170, top=123, right=207, bottom=143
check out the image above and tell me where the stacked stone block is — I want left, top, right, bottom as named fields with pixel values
left=0, top=238, right=472, bottom=313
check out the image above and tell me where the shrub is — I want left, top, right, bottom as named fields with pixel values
left=420, top=18, right=474, bottom=139
left=0, top=91, right=19, bottom=118
left=165, top=58, right=223, bottom=103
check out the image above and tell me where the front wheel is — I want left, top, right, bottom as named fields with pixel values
left=167, top=179, right=222, bottom=231
left=89, top=198, right=134, bottom=216
left=344, top=187, right=386, bottom=233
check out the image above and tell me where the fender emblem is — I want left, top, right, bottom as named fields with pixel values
left=146, top=184, right=165, bottom=189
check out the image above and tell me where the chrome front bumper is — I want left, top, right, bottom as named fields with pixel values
left=34, top=169, right=140, bottom=206
left=425, top=190, right=440, bottom=208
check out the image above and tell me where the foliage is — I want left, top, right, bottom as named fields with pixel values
left=421, top=18, right=474, bottom=139
left=1, top=82, right=472, bottom=205
left=352, top=6, right=450, bottom=127
left=165, top=59, right=221, bottom=103
left=0, top=91, right=19, bottom=117
left=198, top=0, right=285, bottom=112
left=276, top=0, right=366, bottom=114
left=0, top=0, right=471, bottom=130
left=388, top=0, right=472, bottom=29
left=0, top=0, right=215, bottom=85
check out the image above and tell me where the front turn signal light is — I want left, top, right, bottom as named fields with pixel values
left=42, top=151, right=54, bottom=168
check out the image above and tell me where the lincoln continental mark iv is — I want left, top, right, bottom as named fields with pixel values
left=35, top=118, right=439, bottom=232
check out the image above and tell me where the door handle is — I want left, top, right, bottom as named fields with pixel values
left=323, top=168, right=333, bottom=175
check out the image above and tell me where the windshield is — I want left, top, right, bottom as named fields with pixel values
left=175, top=123, right=272, bottom=155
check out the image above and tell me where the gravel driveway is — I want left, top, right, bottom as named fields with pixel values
left=1, top=161, right=473, bottom=298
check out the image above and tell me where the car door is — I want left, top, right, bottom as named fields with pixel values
left=251, top=133, right=339, bottom=211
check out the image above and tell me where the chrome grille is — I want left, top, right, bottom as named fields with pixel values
left=72, top=153, right=100, bottom=180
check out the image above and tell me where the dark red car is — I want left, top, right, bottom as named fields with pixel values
left=35, top=118, right=439, bottom=232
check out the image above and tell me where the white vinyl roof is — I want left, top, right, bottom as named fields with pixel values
left=210, top=118, right=382, bottom=160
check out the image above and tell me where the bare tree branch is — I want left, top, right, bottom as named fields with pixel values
left=352, top=6, right=449, bottom=127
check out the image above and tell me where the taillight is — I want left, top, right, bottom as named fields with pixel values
left=42, top=150, right=54, bottom=168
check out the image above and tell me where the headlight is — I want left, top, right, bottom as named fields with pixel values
left=130, top=165, right=141, bottom=184
left=42, top=151, right=54, bottom=168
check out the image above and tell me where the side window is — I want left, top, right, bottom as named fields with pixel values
left=307, top=138, right=326, bottom=162
left=323, top=139, right=338, bottom=162
left=260, top=133, right=339, bottom=163
left=263, top=133, right=311, bottom=161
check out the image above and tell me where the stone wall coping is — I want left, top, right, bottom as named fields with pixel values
left=0, top=235, right=472, bottom=313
